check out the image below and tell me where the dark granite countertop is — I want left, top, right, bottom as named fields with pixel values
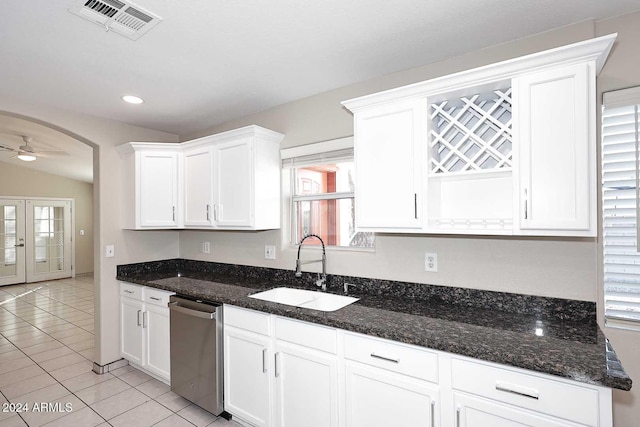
left=117, top=259, right=632, bottom=391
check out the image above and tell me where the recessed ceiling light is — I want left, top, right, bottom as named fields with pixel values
left=122, top=95, right=144, bottom=104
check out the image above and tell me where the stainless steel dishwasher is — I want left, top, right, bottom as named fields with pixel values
left=169, top=295, right=224, bottom=416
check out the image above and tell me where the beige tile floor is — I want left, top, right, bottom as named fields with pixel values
left=0, top=276, right=241, bottom=427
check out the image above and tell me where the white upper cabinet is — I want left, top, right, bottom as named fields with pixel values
left=209, top=127, right=283, bottom=229
left=513, top=62, right=594, bottom=235
left=342, top=34, right=616, bottom=237
left=354, top=98, right=426, bottom=231
left=118, top=125, right=284, bottom=230
left=183, top=144, right=214, bottom=227
left=119, top=144, right=182, bottom=229
left=213, top=138, right=253, bottom=227
left=138, top=150, right=181, bottom=228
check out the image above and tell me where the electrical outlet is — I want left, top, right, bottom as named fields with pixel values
left=424, top=252, right=438, bottom=272
left=201, top=241, right=211, bottom=254
left=264, top=245, right=276, bottom=260
left=105, top=245, right=115, bottom=258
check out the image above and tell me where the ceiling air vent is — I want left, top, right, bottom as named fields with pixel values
left=68, top=0, right=162, bottom=40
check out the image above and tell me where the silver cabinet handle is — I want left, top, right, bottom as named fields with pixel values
left=430, top=401, right=435, bottom=427
left=124, top=290, right=134, bottom=294
left=142, top=311, right=147, bottom=328
left=137, top=310, right=141, bottom=326
left=524, top=188, right=528, bottom=220
left=172, top=206, right=176, bottom=221
left=149, top=296, right=161, bottom=301
left=495, top=381, right=539, bottom=400
left=274, top=352, right=280, bottom=377
left=206, top=204, right=211, bottom=221
left=414, top=193, right=418, bottom=219
left=262, top=348, right=267, bottom=373
left=370, top=353, right=400, bottom=364
left=456, top=407, right=461, bottom=427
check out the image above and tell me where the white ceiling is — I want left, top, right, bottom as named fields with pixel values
left=0, top=115, right=93, bottom=183
left=1, top=0, right=640, bottom=183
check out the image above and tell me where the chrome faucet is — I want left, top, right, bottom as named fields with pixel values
left=295, top=234, right=327, bottom=291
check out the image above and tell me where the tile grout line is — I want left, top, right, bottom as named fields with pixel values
left=1, top=279, right=233, bottom=427
left=0, top=389, right=28, bottom=426
left=0, top=285, right=105, bottom=425
left=0, top=280, right=106, bottom=426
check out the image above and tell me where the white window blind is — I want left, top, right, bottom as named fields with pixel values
left=602, top=87, right=640, bottom=329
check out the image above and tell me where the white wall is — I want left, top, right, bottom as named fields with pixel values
left=180, top=20, right=599, bottom=301
left=0, top=161, right=94, bottom=275
left=596, top=12, right=640, bottom=427
left=0, top=102, right=180, bottom=367
left=179, top=16, right=640, bottom=425
left=2, top=11, right=639, bottom=425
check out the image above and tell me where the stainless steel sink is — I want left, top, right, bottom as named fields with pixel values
left=248, top=287, right=358, bottom=312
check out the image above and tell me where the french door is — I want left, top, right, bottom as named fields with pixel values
left=0, top=200, right=26, bottom=286
left=0, top=198, right=73, bottom=286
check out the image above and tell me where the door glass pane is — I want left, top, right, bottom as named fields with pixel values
left=1, top=205, right=18, bottom=278
left=33, top=204, right=65, bottom=274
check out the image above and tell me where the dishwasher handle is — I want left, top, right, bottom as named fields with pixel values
left=169, top=301, right=216, bottom=320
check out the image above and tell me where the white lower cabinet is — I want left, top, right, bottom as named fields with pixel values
left=223, top=306, right=338, bottom=427
left=222, top=305, right=612, bottom=427
left=119, top=283, right=174, bottom=383
left=345, top=362, right=438, bottom=427
left=224, top=309, right=272, bottom=427
left=143, top=301, right=171, bottom=379
left=454, top=393, right=577, bottom=427
left=120, top=293, right=144, bottom=366
left=274, top=317, right=339, bottom=427
left=451, top=358, right=609, bottom=427
left=343, top=331, right=439, bottom=427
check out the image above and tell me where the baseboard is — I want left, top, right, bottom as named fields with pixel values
left=92, top=358, right=129, bottom=374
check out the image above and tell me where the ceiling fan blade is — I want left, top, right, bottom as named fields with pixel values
left=36, top=152, right=69, bottom=158
left=0, top=144, right=17, bottom=152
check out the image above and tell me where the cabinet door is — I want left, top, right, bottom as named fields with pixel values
left=144, top=303, right=171, bottom=381
left=455, top=393, right=577, bottom=427
left=354, top=98, right=426, bottom=230
left=138, top=150, right=180, bottom=227
left=274, top=341, right=339, bottom=427
left=120, top=297, right=144, bottom=366
left=224, top=325, right=271, bottom=427
left=345, top=361, right=438, bottom=427
left=212, top=138, right=253, bottom=227
left=183, top=145, right=214, bottom=227
left=514, top=62, right=594, bottom=236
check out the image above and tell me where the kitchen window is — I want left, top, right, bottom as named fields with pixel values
left=602, top=86, right=640, bottom=330
left=282, top=137, right=374, bottom=249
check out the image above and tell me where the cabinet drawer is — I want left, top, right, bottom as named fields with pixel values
left=451, top=358, right=599, bottom=426
left=275, top=316, right=337, bottom=354
left=120, top=282, right=143, bottom=300
left=145, top=288, right=174, bottom=307
left=224, top=305, right=270, bottom=335
left=344, top=332, right=438, bottom=383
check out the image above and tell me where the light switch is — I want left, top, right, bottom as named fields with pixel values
left=106, top=245, right=115, bottom=258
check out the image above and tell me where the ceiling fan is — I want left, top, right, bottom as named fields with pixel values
left=0, top=135, right=68, bottom=162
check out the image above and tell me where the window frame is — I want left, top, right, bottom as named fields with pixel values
left=602, top=86, right=640, bottom=331
left=281, top=137, right=375, bottom=252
